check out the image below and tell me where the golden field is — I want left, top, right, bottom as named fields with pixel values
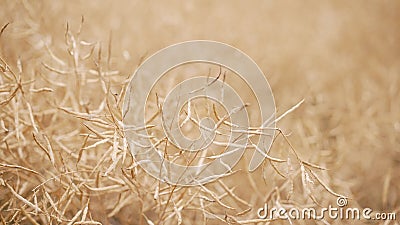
left=0, top=1, right=399, bottom=224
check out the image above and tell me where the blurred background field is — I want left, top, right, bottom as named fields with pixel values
left=0, top=1, right=399, bottom=224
